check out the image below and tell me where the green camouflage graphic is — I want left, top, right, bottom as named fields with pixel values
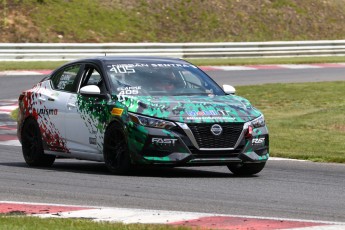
left=118, top=94, right=261, bottom=123
left=74, top=93, right=268, bottom=165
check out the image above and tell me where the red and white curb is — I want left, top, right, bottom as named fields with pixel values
left=0, top=70, right=52, bottom=76
left=0, top=100, right=20, bottom=146
left=200, top=63, right=345, bottom=71
left=0, top=100, right=18, bottom=114
left=0, top=201, right=344, bottom=229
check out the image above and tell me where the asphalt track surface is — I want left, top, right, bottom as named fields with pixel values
left=0, top=68, right=344, bottom=222
left=1, top=67, right=345, bottom=98
left=208, top=67, right=345, bottom=86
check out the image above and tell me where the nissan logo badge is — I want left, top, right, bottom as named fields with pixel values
left=211, top=124, right=222, bottom=136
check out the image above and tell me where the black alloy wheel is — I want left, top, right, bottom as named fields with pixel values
left=21, top=118, right=55, bottom=167
left=103, top=124, right=131, bottom=174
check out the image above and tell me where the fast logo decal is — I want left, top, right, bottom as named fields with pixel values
left=152, top=138, right=178, bottom=145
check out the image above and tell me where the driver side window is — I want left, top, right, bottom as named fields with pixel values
left=51, top=64, right=81, bottom=92
left=79, top=66, right=106, bottom=93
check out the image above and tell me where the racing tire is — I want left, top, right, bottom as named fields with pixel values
left=21, top=118, right=55, bottom=167
left=103, top=124, right=131, bottom=174
left=227, top=162, right=266, bottom=176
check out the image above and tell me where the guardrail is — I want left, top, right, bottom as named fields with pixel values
left=1, top=40, right=345, bottom=61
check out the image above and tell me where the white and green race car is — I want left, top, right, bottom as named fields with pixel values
left=17, top=56, right=269, bottom=175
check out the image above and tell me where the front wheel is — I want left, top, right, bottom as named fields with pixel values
left=103, top=124, right=131, bottom=174
left=227, top=162, right=266, bottom=176
left=21, top=118, right=55, bottom=167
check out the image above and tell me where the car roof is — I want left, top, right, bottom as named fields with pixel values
left=47, top=56, right=194, bottom=80
left=71, top=56, right=189, bottom=64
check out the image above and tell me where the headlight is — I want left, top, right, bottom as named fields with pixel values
left=129, top=113, right=176, bottom=129
left=251, top=115, right=265, bottom=128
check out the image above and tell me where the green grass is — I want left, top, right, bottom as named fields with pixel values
left=0, top=216, right=190, bottom=230
left=10, top=81, right=345, bottom=163
left=236, top=81, right=345, bottom=163
left=0, top=61, right=67, bottom=71
left=2, top=56, right=345, bottom=71
left=10, top=108, right=18, bottom=121
left=189, top=56, right=345, bottom=66
left=3, top=1, right=345, bottom=43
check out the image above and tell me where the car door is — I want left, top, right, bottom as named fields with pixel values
left=64, top=64, right=108, bottom=155
left=46, top=63, right=83, bottom=152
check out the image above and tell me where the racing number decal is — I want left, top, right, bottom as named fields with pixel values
left=117, top=86, right=141, bottom=95
left=109, top=65, right=135, bottom=73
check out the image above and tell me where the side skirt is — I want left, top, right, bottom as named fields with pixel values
left=45, top=150, right=104, bottom=162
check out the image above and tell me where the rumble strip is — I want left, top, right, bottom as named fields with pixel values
left=0, top=201, right=344, bottom=230
left=0, top=100, right=20, bottom=146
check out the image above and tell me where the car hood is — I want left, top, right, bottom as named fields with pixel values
left=118, top=95, right=262, bottom=123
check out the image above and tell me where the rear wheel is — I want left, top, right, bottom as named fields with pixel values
left=103, top=124, right=131, bottom=174
left=21, top=118, right=55, bottom=167
left=227, top=162, right=266, bottom=176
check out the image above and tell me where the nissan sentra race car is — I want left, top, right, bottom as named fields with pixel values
left=17, top=56, right=269, bottom=175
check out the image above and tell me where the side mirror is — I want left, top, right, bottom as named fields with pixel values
left=80, top=85, right=101, bottom=95
left=223, top=84, right=236, bottom=94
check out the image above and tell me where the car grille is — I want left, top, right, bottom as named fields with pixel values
left=189, top=147, right=242, bottom=157
left=188, top=123, right=244, bottom=148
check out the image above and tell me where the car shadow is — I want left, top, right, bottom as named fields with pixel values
left=0, top=161, right=258, bottom=178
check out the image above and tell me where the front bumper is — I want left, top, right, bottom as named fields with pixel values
left=127, top=121, right=269, bottom=166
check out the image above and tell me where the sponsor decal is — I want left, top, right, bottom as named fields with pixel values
left=152, top=138, right=178, bottom=145
left=89, top=137, right=97, bottom=145
left=252, top=137, right=265, bottom=145
left=117, top=86, right=141, bottom=95
left=38, top=108, right=58, bottom=115
left=187, top=110, right=218, bottom=116
left=186, top=110, right=236, bottom=117
left=111, top=108, right=123, bottom=116
left=150, top=63, right=197, bottom=68
left=107, top=63, right=197, bottom=72
left=210, top=124, right=223, bottom=136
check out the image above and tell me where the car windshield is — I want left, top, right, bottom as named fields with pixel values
left=104, top=61, right=225, bottom=96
